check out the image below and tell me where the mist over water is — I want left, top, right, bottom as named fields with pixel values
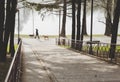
left=15, top=2, right=31, bottom=33
left=20, top=8, right=31, bottom=31
left=15, top=2, right=120, bottom=35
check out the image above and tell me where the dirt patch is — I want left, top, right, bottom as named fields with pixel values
left=0, top=55, right=12, bottom=82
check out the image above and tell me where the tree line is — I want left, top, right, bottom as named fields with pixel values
left=71, top=0, right=120, bottom=58
left=26, top=0, right=120, bottom=58
left=0, top=0, right=120, bottom=62
left=0, top=0, right=18, bottom=62
left=26, top=0, right=119, bottom=37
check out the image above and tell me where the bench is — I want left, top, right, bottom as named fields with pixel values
left=29, top=34, right=34, bottom=37
left=86, top=40, right=100, bottom=44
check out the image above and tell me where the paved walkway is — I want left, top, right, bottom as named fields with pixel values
left=22, top=38, right=120, bottom=82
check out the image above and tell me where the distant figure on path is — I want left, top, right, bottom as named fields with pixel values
left=35, top=28, right=39, bottom=39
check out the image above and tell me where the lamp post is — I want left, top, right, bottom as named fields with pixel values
left=58, top=9, right=61, bottom=45
left=18, top=9, right=20, bottom=44
left=32, top=7, right=34, bottom=36
left=89, top=0, right=93, bottom=54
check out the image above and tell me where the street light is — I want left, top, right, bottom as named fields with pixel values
left=58, top=9, right=61, bottom=45
left=17, top=9, right=20, bottom=44
left=17, top=0, right=27, bottom=44
left=32, top=7, right=34, bottom=36
left=89, top=0, right=93, bottom=54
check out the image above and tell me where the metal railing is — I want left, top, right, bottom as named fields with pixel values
left=56, top=38, right=120, bottom=65
left=5, top=40, right=22, bottom=82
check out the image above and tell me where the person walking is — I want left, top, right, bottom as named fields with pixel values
left=35, top=28, right=40, bottom=39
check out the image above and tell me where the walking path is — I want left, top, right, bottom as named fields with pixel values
left=22, top=38, right=120, bottom=82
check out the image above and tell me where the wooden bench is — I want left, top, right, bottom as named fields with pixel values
left=86, top=40, right=100, bottom=44
left=29, top=34, right=34, bottom=37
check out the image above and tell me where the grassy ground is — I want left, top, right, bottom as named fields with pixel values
left=14, top=34, right=120, bottom=39
left=7, top=44, right=18, bottom=53
left=59, top=44, right=120, bottom=52
left=82, top=45, right=119, bottom=51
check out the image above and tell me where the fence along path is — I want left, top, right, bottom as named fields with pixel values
left=22, top=38, right=120, bottom=82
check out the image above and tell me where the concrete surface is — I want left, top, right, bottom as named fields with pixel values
left=22, top=38, right=120, bottom=82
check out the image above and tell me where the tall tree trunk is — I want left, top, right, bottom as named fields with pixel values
left=104, top=0, right=112, bottom=36
left=82, top=0, right=87, bottom=36
left=0, top=0, right=5, bottom=62
left=9, top=0, right=17, bottom=57
left=113, top=0, right=117, bottom=10
left=76, top=0, right=81, bottom=50
left=60, top=0, right=66, bottom=37
left=109, top=0, right=120, bottom=60
left=80, top=0, right=87, bottom=51
left=60, top=0, right=67, bottom=45
left=71, top=0, right=76, bottom=48
left=3, top=0, right=12, bottom=61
